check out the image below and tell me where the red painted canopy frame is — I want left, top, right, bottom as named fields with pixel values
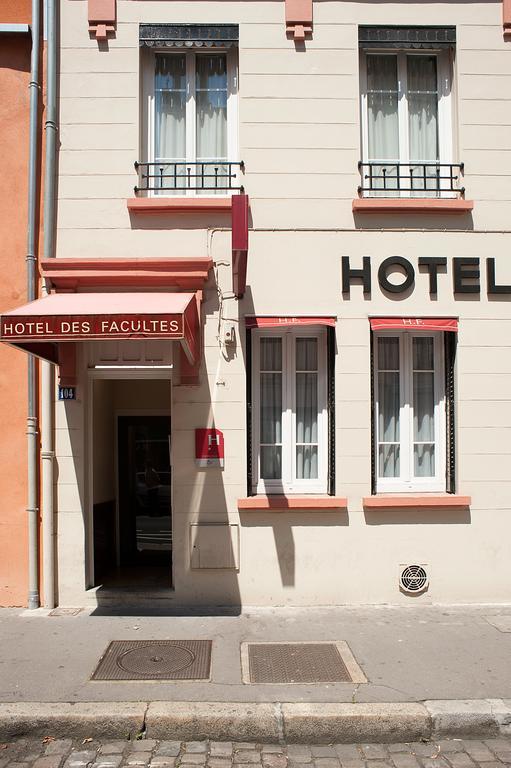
left=246, top=316, right=336, bottom=329
left=369, top=317, right=458, bottom=332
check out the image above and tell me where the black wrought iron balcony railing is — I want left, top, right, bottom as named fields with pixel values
left=358, top=161, right=465, bottom=197
left=134, top=160, right=245, bottom=194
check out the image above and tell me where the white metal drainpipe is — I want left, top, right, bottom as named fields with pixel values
left=41, top=0, right=58, bottom=609
left=26, top=0, right=41, bottom=610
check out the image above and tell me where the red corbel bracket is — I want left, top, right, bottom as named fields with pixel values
left=504, top=0, right=511, bottom=35
left=58, top=343, right=77, bottom=387
left=232, top=193, right=249, bottom=298
left=179, top=291, right=203, bottom=386
left=88, top=0, right=116, bottom=41
left=285, top=0, right=313, bottom=40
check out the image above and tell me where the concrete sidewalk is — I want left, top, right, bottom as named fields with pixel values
left=0, top=605, right=510, bottom=741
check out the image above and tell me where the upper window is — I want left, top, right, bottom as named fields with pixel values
left=252, top=328, right=328, bottom=495
left=373, top=331, right=446, bottom=493
left=359, top=27, right=458, bottom=198
left=139, top=28, right=240, bottom=196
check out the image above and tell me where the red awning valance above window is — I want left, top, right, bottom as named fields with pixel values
left=246, top=316, right=336, bottom=329
left=369, top=317, right=458, bottom=332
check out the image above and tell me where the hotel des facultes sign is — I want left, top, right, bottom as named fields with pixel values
left=0, top=314, right=184, bottom=341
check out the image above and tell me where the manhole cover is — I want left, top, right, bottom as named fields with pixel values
left=242, top=641, right=367, bottom=684
left=91, top=640, right=212, bottom=681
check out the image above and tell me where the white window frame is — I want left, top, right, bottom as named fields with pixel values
left=373, top=330, right=446, bottom=493
left=142, top=47, right=239, bottom=197
left=359, top=47, right=454, bottom=197
left=252, top=327, right=328, bottom=495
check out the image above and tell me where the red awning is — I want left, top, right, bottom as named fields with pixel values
left=0, top=291, right=200, bottom=365
left=246, top=316, right=336, bottom=329
left=369, top=317, right=458, bottom=332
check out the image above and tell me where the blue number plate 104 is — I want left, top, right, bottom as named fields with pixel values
left=58, top=386, right=76, bottom=401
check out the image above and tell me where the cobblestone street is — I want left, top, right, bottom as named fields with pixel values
left=1, top=738, right=511, bottom=768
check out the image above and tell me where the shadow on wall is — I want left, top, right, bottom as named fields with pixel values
left=352, top=212, right=475, bottom=232
left=239, top=511, right=348, bottom=588
left=364, top=507, right=471, bottom=525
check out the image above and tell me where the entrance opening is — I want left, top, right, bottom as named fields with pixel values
left=92, top=378, right=172, bottom=590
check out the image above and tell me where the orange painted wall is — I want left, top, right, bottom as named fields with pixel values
left=0, top=0, right=31, bottom=25
left=0, top=32, right=31, bottom=605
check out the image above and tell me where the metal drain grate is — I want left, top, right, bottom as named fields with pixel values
left=91, top=640, right=212, bottom=681
left=243, top=641, right=367, bottom=684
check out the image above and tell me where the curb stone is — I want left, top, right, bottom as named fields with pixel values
left=281, top=703, right=430, bottom=744
left=145, top=702, right=280, bottom=742
left=425, top=700, right=511, bottom=740
left=0, top=702, right=147, bottom=740
left=0, top=700, right=510, bottom=743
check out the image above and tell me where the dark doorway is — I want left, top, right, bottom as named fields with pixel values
left=117, top=415, right=172, bottom=585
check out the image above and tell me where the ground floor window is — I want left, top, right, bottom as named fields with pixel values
left=250, top=327, right=329, bottom=495
left=372, top=330, right=449, bottom=493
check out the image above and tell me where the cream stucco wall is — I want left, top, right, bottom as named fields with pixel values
left=54, top=0, right=511, bottom=606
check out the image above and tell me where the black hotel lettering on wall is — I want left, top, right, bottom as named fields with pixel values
left=341, top=257, right=511, bottom=296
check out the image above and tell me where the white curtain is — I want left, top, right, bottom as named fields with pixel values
left=377, top=337, right=400, bottom=478
left=412, top=337, right=435, bottom=477
left=295, top=338, right=318, bottom=480
left=196, top=54, right=228, bottom=190
left=260, top=338, right=282, bottom=480
left=407, top=56, right=439, bottom=194
left=367, top=55, right=399, bottom=194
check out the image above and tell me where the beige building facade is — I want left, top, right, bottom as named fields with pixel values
left=3, top=0, right=511, bottom=607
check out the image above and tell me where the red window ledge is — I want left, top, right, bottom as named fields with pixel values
left=238, top=496, right=348, bottom=510
left=363, top=494, right=471, bottom=509
left=127, top=197, right=232, bottom=214
left=353, top=199, right=474, bottom=214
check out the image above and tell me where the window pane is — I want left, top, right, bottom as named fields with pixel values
left=377, top=335, right=400, bottom=479
left=261, top=446, right=282, bottom=480
left=413, top=371, right=435, bottom=444
left=296, top=337, right=318, bottom=371
left=413, top=336, right=434, bottom=370
left=260, top=337, right=282, bottom=371
left=296, top=338, right=319, bottom=480
left=378, top=336, right=399, bottom=370
left=155, top=55, right=186, bottom=162
left=196, top=54, right=228, bottom=172
left=413, top=349, right=435, bottom=478
left=296, top=446, right=318, bottom=480
left=379, top=444, right=400, bottom=478
left=407, top=55, right=439, bottom=195
left=261, top=372, right=282, bottom=442
left=260, top=338, right=282, bottom=480
left=378, top=372, right=400, bottom=443
left=414, top=444, right=435, bottom=477
left=367, top=55, right=399, bottom=195
left=154, top=55, right=186, bottom=194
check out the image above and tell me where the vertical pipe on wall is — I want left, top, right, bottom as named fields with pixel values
left=41, top=0, right=57, bottom=608
left=26, top=0, right=41, bottom=610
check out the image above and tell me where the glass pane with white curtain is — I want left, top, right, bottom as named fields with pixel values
left=260, top=338, right=283, bottom=480
left=407, top=55, right=439, bottom=195
left=367, top=54, right=399, bottom=195
left=196, top=54, right=228, bottom=191
left=412, top=337, right=435, bottom=477
left=295, top=338, right=318, bottom=480
left=377, top=337, right=400, bottom=478
left=154, top=54, right=186, bottom=194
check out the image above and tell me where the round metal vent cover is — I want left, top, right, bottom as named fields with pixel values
left=399, top=564, right=428, bottom=594
left=116, top=643, right=196, bottom=676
